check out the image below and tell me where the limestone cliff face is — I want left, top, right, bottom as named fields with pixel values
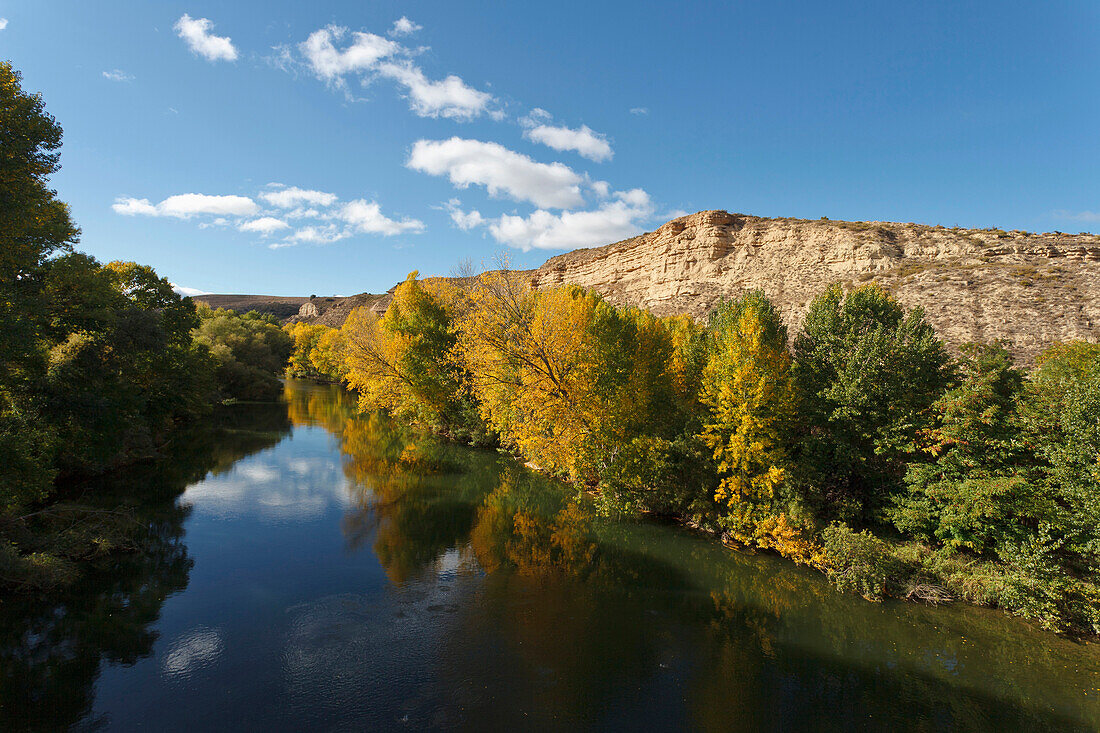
left=287, top=211, right=1099, bottom=363
left=531, top=211, right=1100, bottom=362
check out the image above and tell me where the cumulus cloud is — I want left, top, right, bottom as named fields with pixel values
left=102, top=69, right=133, bottom=82
left=113, top=193, right=258, bottom=219
left=175, top=14, right=238, bottom=63
left=445, top=200, right=485, bottom=231
left=111, top=197, right=159, bottom=217
left=338, top=199, right=424, bottom=235
left=113, top=185, right=422, bottom=247
left=389, top=16, right=422, bottom=37
left=377, top=61, right=494, bottom=120
left=408, top=138, right=585, bottom=209
left=523, top=123, right=612, bottom=162
left=239, top=217, right=291, bottom=235
left=456, top=189, right=654, bottom=251
left=0, top=18, right=7, bottom=31
left=260, top=186, right=338, bottom=208
left=300, top=25, right=400, bottom=84
left=292, top=23, right=495, bottom=119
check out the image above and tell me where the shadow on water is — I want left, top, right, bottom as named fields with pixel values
left=0, top=403, right=291, bottom=732
left=305, top=381, right=1100, bottom=731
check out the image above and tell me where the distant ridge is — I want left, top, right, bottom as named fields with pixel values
left=202, top=210, right=1100, bottom=363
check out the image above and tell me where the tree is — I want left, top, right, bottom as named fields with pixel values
left=343, top=273, right=482, bottom=440
left=459, top=272, right=680, bottom=484
left=698, top=292, right=818, bottom=562
left=459, top=274, right=599, bottom=473
left=792, top=284, right=951, bottom=524
left=192, top=305, right=292, bottom=401
left=1022, top=342, right=1100, bottom=566
left=0, top=62, right=80, bottom=507
left=890, top=342, right=1044, bottom=554
left=311, top=326, right=349, bottom=382
left=285, top=322, right=329, bottom=379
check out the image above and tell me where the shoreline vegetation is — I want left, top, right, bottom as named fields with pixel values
left=284, top=270, right=1100, bottom=637
left=0, top=63, right=292, bottom=593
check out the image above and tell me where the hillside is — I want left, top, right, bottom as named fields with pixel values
left=192, top=294, right=315, bottom=320
left=234, top=210, right=1100, bottom=363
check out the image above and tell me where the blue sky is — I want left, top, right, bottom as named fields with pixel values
left=3, top=1, right=1098, bottom=296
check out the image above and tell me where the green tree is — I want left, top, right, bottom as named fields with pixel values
left=890, top=342, right=1045, bottom=554
left=192, top=305, right=292, bottom=401
left=792, top=284, right=951, bottom=524
left=0, top=62, right=80, bottom=508
left=1022, top=342, right=1100, bottom=567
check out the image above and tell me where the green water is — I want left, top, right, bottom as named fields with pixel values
left=2, top=379, right=1098, bottom=731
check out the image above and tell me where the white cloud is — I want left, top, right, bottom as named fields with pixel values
left=175, top=14, right=238, bottom=63
left=630, top=107, right=648, bottom=116
left=171, top=283, right=211, bottom=297
left=338, top=199, right=424, bottom=235
left=115, top=186, right=419, bottom=246
left=444, top=200, right=485, bottom=230
left=160, top=194, right=257, bottom=218
left=113, top=194, right=258, bottom=218
left=285, top=207, right=323, bottom=219
left=0, top=18, right=7, bottom=31
left=452, top=209, right=485, bottom=231
left=407, top=138, right=585, bottom=209
left=291, top=23, right=495, bottom=119
left=174, top=194, right=257, bottom=218
left=112, top=197, right=159, bottom=216
left=260, top=187, right=338, bottom=208
left=239, top=217, right=290, bottom=235
left=389, top=16, right=422, bottom=37
left=482, top=189, right=654, bottom=251
left=524, top=123, right=612, bottom=162
left=377, top=61, right=494, bottom=120
left=300, top=25, right=400, bottom=84
left=102, top=69, right=134, bottom=82
left=290, top=225, right=348, bottom=244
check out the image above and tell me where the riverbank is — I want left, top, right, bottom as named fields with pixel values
left=304, top=376, right=1099, bottom=640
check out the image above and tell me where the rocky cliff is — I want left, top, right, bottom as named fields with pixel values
left=532, top=211, right=1100, bottom=362
left=285, top=210, right=1100, bottom=363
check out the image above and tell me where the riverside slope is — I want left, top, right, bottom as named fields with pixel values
left=257, top=211, right=1100, bottom=363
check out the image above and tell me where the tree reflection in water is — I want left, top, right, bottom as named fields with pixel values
left=319, top=383, right=1100, bottom=731
left=0, top=403, right=290, bottom=731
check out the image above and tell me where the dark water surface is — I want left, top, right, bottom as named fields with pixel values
left=3, top=380, right=1099, bottom=731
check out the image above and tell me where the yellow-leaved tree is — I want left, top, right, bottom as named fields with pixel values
left=459, top=271, right=598, bottom=475
left=701, top=291, right=819, bottom=564
left=285, top=322, right=330, bottom=379
left=343, top=272, right=483, bottom=439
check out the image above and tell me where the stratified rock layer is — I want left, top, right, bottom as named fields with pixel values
left=532, top=211, right=1100, bottom=362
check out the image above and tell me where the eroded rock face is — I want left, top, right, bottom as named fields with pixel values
left=530, top=211, right=1100, bottom=363
left=292, top=211, right=1098, bottom=364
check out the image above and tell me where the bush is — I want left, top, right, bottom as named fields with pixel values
left=822, top=522, right=902, bottom=601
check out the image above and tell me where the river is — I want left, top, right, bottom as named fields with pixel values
left=2, top=379, right=1099, bottom=731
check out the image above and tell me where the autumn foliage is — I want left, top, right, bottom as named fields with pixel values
left=288, top=271, right=1100, bottom=634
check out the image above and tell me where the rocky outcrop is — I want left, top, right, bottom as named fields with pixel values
left=530, top=211, right=1100, bottom=362
left=285, top=210, right=1100, bottom=364
left=285, top=291, right=391, bottom=328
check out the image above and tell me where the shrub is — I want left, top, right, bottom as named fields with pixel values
left=822, top=522, right=901, bottom=601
